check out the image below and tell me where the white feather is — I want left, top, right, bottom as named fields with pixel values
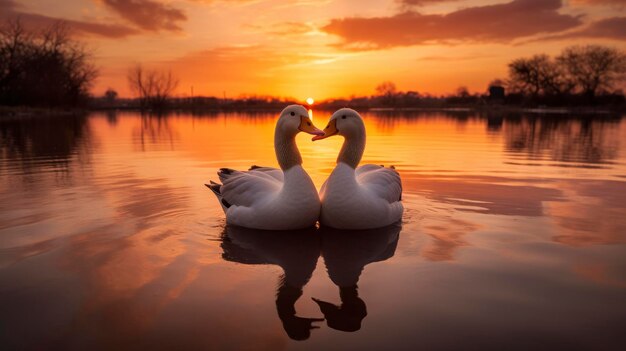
left=212, top=166, right=320, bottom=230
left=320, top=163, right=403, bottom=229
left=207, top=105, right=323, bottom=230
left=318, top=108, right=403, bottom=229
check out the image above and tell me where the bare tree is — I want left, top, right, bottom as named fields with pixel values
left=0, top=19, right=32, bottom=91
left=508, top=54, right=566, bottom=97
left=375, top=81, right=398, bottom=106
left=104, top=88, right=117, bottom=104
left=557, top=45, right=626, bottom=101
left=0, top=19, right=97, bottom=106
left=127, top=64, right=178, bottom=110
left=375, top=81, right=397, bottom=96
left=456, top=86, right=470, bottom=98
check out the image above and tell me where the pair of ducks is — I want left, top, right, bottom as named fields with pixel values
left=207, top=105, right=403, bottom=230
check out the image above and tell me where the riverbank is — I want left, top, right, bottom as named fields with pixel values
left=0, top=105, right=89, bottom=118
left=364, top=105, right=623, bottom=115
left=1, top=104, right=625, bottom=118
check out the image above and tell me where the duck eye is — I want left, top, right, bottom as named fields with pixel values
left=290, top=111, right=295, bottom=116
left=342, top=115, right=347, bottom=119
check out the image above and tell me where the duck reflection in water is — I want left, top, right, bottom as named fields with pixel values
left=220, top=222, right=401, bottom=339
left=220, top=226, right=323, bottom=340
left=313, top=223, right=401, bottom=332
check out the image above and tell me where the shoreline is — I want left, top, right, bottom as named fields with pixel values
left=1, top=104, right=624, bottom=118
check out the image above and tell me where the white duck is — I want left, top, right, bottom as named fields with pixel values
left=313, top=108, right=403, bottom=229
left=206, top=105, right=324, bottom=230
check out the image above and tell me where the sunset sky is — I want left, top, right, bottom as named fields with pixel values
left=2, top=0, right=625, bottom=100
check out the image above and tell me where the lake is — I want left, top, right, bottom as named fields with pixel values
left=1, top=110, right=625, bottom=350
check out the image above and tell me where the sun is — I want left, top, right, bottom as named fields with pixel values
left=306, top=97, right=314, bottom=105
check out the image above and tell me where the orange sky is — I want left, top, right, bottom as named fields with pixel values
left=2, top=0, right=625, bottom=100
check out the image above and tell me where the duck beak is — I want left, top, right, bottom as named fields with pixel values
left=312, top=119, right=338, bottom=141
left=298, top=115, right=324, bottom=136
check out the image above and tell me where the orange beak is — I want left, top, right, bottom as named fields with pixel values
left=312, top=119, right=338, bottom=141
left=298, top=115, right=324, bottom=136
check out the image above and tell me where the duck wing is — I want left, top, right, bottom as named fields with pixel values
left=355, top=164, right=402, bottom=203
left=248, top=165, right=284, bottom=182
left=218, top=167, right=283, bottom=207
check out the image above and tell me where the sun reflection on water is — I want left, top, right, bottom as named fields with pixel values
left=0, top=110, right=625, bottom=349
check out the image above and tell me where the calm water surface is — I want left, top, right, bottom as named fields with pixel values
left=1, top=110, right=625, bottom=350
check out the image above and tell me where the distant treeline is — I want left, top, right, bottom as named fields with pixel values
left=1, top=18, right=625, bottom=112
left=95, top=44, right=626, bottom=112
left=505, top=45, right=626, bottom=106
left=90, top=94, right=303, bottom=111
left=318, top=45, right=626, bottom=110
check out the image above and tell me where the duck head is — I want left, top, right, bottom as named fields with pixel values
left=312, top=108, right=365, bottom=141
left=277, top=105, right=324, bottom=137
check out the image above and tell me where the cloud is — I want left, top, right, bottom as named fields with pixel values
left=417, top=54, right=494, bottom=61
left=161, top=45, right=286, bottom=96
left=322, top=0, right=583, bottom=50
left=244, top=21, right=319, bottom=37
left=398, top=0, right=463, bottom=5
left=535, top=16, right=626, bottom=42
left=0, top=0, right=139, bottom=38
left=187, top=0, right=262, bottom=3
left=571, top=0, right=626, bottom=7
left=101, top=0, right=187, bottom=31
left=166, top=44, right=327, bottom=81
left=579, top=16, right=626, bottom=39
left=157, top=44, right=355, bottom=99
left=191, top=0, right=331, bottom=6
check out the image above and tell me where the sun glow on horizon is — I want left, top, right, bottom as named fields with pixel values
left=13, top=0, right=621, bottom=99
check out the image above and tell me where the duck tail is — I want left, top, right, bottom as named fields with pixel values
left=204, top=180, right=230, bottom=213
left=218, top=168, right=239, bottom=183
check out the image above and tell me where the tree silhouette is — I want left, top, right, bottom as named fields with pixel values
left=375, top=81, right=397, bottom=106
left=506, top=45, right=625, bottom=104
left=127, top=64, right=178, bottom=110
left=0, top=19, right=97, bottom=107
left=375, top=81, right=397, bottom=96
left=557, top=45, right=626, bottom=102
left=456, top=86, right=470, bottom=98
left=508, top=54, right=566, bottom=97
left=104, top=88, right=117, bottom=102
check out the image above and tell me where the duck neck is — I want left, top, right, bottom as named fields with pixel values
left=337, top=130, right=365, bottom=169
left=275, top=131, right=302, bottom=171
